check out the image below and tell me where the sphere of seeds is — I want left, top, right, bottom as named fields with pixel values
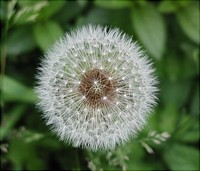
left=35, top=25, right=158, bottom=151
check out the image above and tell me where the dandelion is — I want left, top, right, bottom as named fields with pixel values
left=35, top=25, right=158, bottom=151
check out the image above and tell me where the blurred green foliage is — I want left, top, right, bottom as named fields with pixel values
left=0, top=0, right=199, bottom=170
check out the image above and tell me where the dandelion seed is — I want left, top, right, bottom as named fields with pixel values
left=35, top=25, right=158, bottom=151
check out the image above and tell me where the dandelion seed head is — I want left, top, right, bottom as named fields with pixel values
left=35, top=25, right=158, bottom=151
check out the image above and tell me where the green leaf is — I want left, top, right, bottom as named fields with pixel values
left=34, top=21, right=64, bottom=51
left=0, top=0, right=7, bottom=20
left=127, top=161, right=156, bottom=171
left=164, top=144, right=199, bottom=170
left=8, top=135, right=45, bottom=170
left=0, top=105, right=26, bottom=139
left=158, top=0, right=179, bottom=13
left=174, top=114, right=199, bottom=142
left=77, top=7, right=133, bottom=35
left=18, top=0, right=43, bottom=7
left=159, top=51, right=197, bottom=81
left=135, top=0, right=147, bottom=6
left=57, top=1, right=84, bottom=23
left=180, top=125, right=200, bottom=142
left=94, top=0, right=132, bottom=9
left=160, top=80, right=191, bottom=108
left=158, top=105, right=179, bottom=133
left=39, top=0, right=66, bottom=19
left=77, top=7, right=109, bottom=25
left=193, top=48, right=199, bottom=74
left=131, top=3, right=166, bottom=59
left=7, top=26, right=36, bottom=56
left=158, top=0, right=192, bottom=13
left=176, top=3, right=200, bottom=44
left=1, top=75, right=37, bottom=103
left=191, top=85, right=199, bottom=116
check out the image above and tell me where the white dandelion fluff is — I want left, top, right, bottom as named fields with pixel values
left=35, top=25, right=158, bottom=151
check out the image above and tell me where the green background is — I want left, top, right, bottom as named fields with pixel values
left=1, top=0, right=199, bottom=170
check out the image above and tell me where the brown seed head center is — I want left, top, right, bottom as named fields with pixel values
left=78, top=68, right=116, bottom=108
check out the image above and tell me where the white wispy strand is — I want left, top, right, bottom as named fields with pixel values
left=35, top=25, right=158, bottom=151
